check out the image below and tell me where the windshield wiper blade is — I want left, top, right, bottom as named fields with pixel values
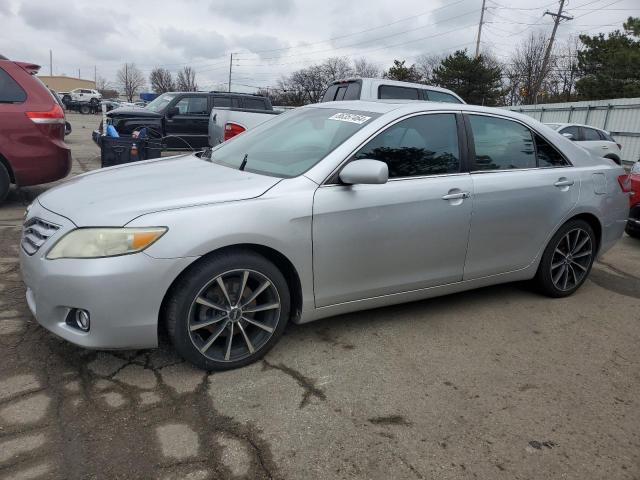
left=239, top=153, right=248, bottom=171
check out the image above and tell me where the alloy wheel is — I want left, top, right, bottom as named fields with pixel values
left=550, top=227, right=593, bottom=292
left=188, top=269, right=281, bottom=362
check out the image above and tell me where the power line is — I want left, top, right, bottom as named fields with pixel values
left=233, top=0, right=470, bottom=56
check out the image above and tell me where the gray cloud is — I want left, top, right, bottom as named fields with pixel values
left=210, top=0, right=294, bottom=23
left=233, top=34, right=289, bottom=59
left=19, top=1, right=125, bottom=37
left=159, top=27, right=227, bottom=60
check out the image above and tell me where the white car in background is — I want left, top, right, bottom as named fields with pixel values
left=545, top=123, right=623, bottom=165
left=61, top=88, right=102, bottom=105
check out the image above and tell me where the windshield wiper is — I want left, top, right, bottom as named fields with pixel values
left=239, top=153, right=248, bottom=171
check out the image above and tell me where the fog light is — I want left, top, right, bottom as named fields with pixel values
left=75, top=309, right=90, bottom=331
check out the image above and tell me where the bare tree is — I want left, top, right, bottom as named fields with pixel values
left=550, top=37, right=580, bottom=102
left=508, top=33, right=554, bottom=105
left=176, top=66, right=198, bottom=92
left=95, top=75, right=111, bottom=93
left=321, top=57, right=354, bottom=81
left=149, top=67, right=176, bottom=93
left=353, top=57, right=380, bottom=78
left=415, top=54, right=443, bottom=84
left=117, top=63, right=145, bottom=102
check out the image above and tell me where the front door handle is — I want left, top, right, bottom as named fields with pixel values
left=601, top=146, right=609, bottom=149
left=554, top=179, right=574, bottom=188
left=441, top=191, right=470, bottom=200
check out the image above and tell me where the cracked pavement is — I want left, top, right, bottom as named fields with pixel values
left=0, top=114, right=639, bottom=479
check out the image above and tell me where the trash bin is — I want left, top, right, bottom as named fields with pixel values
left=99, top=136, right=163, bottom=168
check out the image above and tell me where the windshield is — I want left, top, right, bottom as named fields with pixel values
left=145, top=93, right=177, bottom=112
left=209, top=107, right=380, bottom=178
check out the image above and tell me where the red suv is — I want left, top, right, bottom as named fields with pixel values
left=0, top=55, right=71, bottom=203
left=626, top=161, right=640, bottom=238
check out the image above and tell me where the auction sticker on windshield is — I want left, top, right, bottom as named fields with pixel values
left=328, top=112, right=371, bottom=124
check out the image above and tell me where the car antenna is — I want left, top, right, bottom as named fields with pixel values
left=239, top=153, right=248, bottom=171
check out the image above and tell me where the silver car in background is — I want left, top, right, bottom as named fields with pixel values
left=20, top=101, right=629, bottom=370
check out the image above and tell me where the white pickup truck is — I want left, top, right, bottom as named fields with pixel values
left=60, top=88, right=102, bottom=105
left=208, top=78, right=465, bottom=146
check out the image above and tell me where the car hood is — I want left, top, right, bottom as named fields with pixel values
left=107, top=106, right=162, bottom=118
left=37, top=154, right=281, bottom=226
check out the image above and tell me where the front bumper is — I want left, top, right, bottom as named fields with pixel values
left=19, top=203, right=197, bottom=349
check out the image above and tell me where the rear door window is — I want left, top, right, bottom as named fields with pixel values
left=582, top=127, right=601, bottom=141
left=214, top=96, right=231, bottom=108
left=426, top=90, right=462, bottom=104
left=378, top=85, right=421, bottom=100
left=243, top=97, right=267, bottom=110
left=469, top=115, right=535, bottom=170
left=0, top=68, right=27, bottom=103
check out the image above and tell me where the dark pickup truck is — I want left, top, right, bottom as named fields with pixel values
left=94, top=91, right=273, bottom=150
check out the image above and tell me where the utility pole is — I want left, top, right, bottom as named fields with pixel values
left=475, top=0, right=486, bottom=58
left=228, top=53, right=233, bottom=92
left=94, top=66, right=97, bottom=86
left=534, top=0, right=573, bottom=102
left=49, top=49, right=52, bottom=76
left=78, top=68, right=81, bottom=79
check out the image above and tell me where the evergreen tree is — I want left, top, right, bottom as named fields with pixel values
left=431, top=50, right=503, bottom=106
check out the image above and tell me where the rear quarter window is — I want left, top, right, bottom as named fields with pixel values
left=0, top=67, right=27, bottom=103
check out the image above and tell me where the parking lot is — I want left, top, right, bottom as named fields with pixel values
left=0, top=113, right=637, bottom=479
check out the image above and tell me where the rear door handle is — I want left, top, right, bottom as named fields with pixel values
left=554, top=179, right=574, bottom=187
left=601, top=146, right=609, bottom=149
left=441, top=191, right=470, bottom=200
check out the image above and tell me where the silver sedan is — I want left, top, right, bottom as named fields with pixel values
left=20, top=101, right=629, bottom=370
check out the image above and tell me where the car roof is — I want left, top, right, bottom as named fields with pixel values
left=544, top=122, right=608, bottom=132
left=330, top=77, right=460, bottom=96
left=309, top=100, right=533, bottom=120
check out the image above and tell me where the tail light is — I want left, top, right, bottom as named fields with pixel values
left=618, top=174, right=632, bottom=193
left=224, top=122, right=245, bottom=141
left=25, top=104, right=65, bottom=139
left=25, top=104, right=65, bottom=124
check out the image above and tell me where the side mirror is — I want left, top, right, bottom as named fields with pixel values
left=562, top=132, right=574, bottom=140
left=167, top=106, right=179, bottom=118
left=339, top=159, right=388, bottom=185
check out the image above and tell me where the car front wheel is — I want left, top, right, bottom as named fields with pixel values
left=165, top=250, right=290, bottom=370
left=0, top=163, right=10, bottom=203
left=536, top=219, right=596, bottom=297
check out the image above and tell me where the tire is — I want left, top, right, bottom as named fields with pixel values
left=62, top=95, right=71, bottom=104
left=165, top=250, right=291, bottom=371
left=626, top=222, right=640, bottom=239
left=89, top=97, right=99, bottom=105
left=535, top=219, right=596, bottom=298
left=0, top=163, right=10, bottom=204
left=79, top=104, right=90, bottom=114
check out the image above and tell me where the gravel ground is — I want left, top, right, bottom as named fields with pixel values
left=0, top=113, right=639, bottom=480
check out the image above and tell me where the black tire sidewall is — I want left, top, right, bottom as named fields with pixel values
left=166, top=250, right=291, bottom=371
left=0, top=163, right=9, bottom=203
left=536, top=219, right=596, bottom=297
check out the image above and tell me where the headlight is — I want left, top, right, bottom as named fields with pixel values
left=46, top=227, right=167, bottom=259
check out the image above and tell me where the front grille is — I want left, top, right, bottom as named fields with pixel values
left=21, top=218, right=60, bottom=256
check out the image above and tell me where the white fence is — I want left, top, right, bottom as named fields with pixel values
left=507, top=98, right=640, bottom=165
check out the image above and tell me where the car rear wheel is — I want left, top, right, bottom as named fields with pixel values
left=79, top=104, right=90, bottom=114
left=535, top=219, right=596, bottom=297
left=0, top=163, right=10, bottom=203
left=90, top=97, right=99, bottom=105
left=165, top=250, right=290, bottom=371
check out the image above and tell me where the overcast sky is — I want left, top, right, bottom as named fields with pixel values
left=1, top=0, right=638, bottom=93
